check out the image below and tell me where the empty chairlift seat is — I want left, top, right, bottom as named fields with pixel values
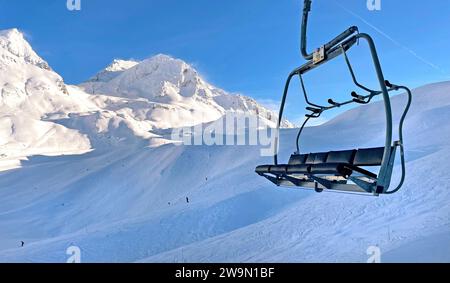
left=255, top=0, right=412, bottom=194
left=255, top=147, right=387, bottom=179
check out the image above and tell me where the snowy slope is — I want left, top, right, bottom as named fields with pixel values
left=0, top=30, right=290, bottom=171
left=0, top=29, right=449, bottom=263
left=0, top=80, right=449, bottom=263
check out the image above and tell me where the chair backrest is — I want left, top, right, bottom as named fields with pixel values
left=305, top=152, right=328, bottom=164
left=352, top=147, right=386, bottom=166
left=327, top=150, right=356, bottom=164
left=288, top=154, right=308, bottom=165
left=289, top=147, right=386, bottom=167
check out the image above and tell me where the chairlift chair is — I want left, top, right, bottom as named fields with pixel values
left=255, top=0, right=412, bottom=196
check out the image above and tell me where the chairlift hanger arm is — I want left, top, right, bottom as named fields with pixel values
left=301, top=0, right=359, bottom=60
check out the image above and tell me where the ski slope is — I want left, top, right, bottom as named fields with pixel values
left=0, top=29, right=449, bottom=263
left=0, top=81, right=449, bottom=263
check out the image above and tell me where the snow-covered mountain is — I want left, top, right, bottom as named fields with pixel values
left=0, top=29, right=292, bottom=170
left=0, top=29, right=94, bottom=169
left=81, top=54, right=293, bottom=129
left=0, top=29, right=170, bottom=170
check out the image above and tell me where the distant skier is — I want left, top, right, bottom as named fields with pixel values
left=20, top=241, right=24, bottom=247
left=186, top=197, right=189, bottom=204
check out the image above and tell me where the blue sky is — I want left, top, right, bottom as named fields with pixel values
left=1, top=0, right=449, bottom=123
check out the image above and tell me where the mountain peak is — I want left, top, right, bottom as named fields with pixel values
left=139, top=54, right=194, bottom=74
left=88, top=59, right=139, bottom=83
left=0, top=28, right=49, bottom=69
left=83, top=53, right=207, bottom=101
left=80, top=53, right=293, bottom=128
left=105, top=59, right=139, bottom=72
left=151, top=53, right=175, bottom=61
left=0, top=28, right=23, bottom=39
left=0, top=28, right=68, bottom=101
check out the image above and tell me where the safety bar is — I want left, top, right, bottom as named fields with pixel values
left=295, top=85, right=400, bottom=155
left=342, top=47, right=377, bottom=94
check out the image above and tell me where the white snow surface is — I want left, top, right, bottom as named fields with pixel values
left=0, top=29, right=449, bottom=263
left=0, top=29, right=291, bottom=171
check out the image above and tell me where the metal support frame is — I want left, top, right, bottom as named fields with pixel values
left=385, top=86, right=412, bottom=194
left=350, top=177, right=377, bottom=194
left=268, top=0, right=412, bottom=195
